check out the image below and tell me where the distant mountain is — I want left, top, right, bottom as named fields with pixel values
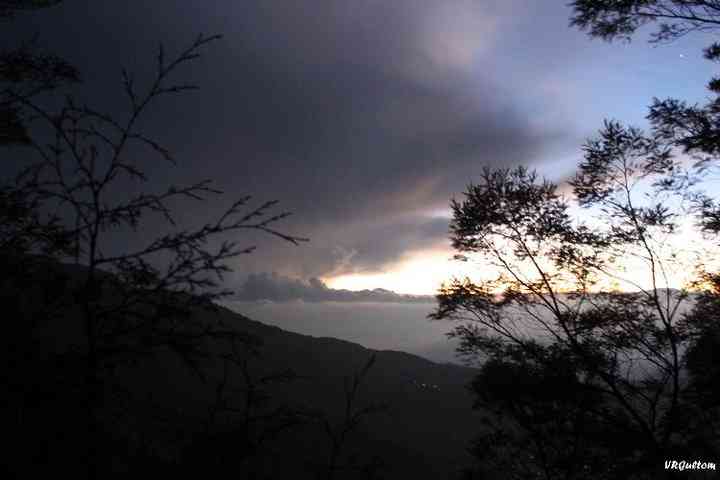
left=234, top=271, right=436, bottom=303
left=173, top=303, right=483, bottom=478
left=3, top=257, right=482, bottom=479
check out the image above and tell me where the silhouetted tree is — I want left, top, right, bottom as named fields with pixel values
left=572, top=1, right=720, bottom=468
left=570, top=0, right=720, bottom=44
left=315, top=354, right=387, bottom=480
left=1, top=0, right=77, bottom=251
left=1, top=5, right=308, bottom=479
left=434, top=4, right=720, bottom=478
left=1, top=1, right=77, bottom=147
left=571, top=1, right=720, bottom=181
left=179, top=338, right=307, bottom=479
left=432, top=148, right=718, bottom=478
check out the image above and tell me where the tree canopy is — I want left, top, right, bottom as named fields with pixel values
left=1, top=4, right=314, bottom=479
left=431, top=2, right=720, bottom=478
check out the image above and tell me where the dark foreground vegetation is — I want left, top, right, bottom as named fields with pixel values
left=2, top=255, right=479, bottom=479
left=430, top=2, right=720, bottom=478
left=3, top=1, right=720, bottom=479
left=1, top=2, right=478, bottom=478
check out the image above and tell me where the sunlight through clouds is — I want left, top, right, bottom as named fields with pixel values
left=325, top=216, right=720, bottom=297
left=325, top=247, right=485, bottom=295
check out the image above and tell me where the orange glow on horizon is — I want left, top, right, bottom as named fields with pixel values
left=324, top=248, right=481, bottom=296
left=323, top=230, right=720, bottom=297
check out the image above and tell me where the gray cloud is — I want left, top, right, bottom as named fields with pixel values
left=4, top=0, right=580, bottom=283
left=235, top=272, right=433, bottom=303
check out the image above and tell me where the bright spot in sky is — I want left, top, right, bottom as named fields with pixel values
left=324, top=247, right=486, bottom=296
left=325, top=216, right=720, bottom=297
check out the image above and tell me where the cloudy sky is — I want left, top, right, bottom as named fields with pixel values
left=4, top=0, right=713, bottom=300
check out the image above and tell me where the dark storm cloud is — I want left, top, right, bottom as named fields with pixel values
left=322, top=216, right=452, bottom=275
left=235, top=272, right=433, bottom=303
left=4, top=0, right=572, bottom=285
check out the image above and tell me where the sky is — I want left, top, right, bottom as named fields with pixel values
left=3, top=0, right=716, bottom=300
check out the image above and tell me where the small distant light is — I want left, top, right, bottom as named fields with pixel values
left=679, top=54, right=685, bottom=58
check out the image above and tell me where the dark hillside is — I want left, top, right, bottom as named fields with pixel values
left=2, top=257, right=481, bottom=479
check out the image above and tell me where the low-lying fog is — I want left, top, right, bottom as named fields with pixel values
left=222, top=301, right=463, bottom=365
left=224, top=292, right=698, bottom=367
